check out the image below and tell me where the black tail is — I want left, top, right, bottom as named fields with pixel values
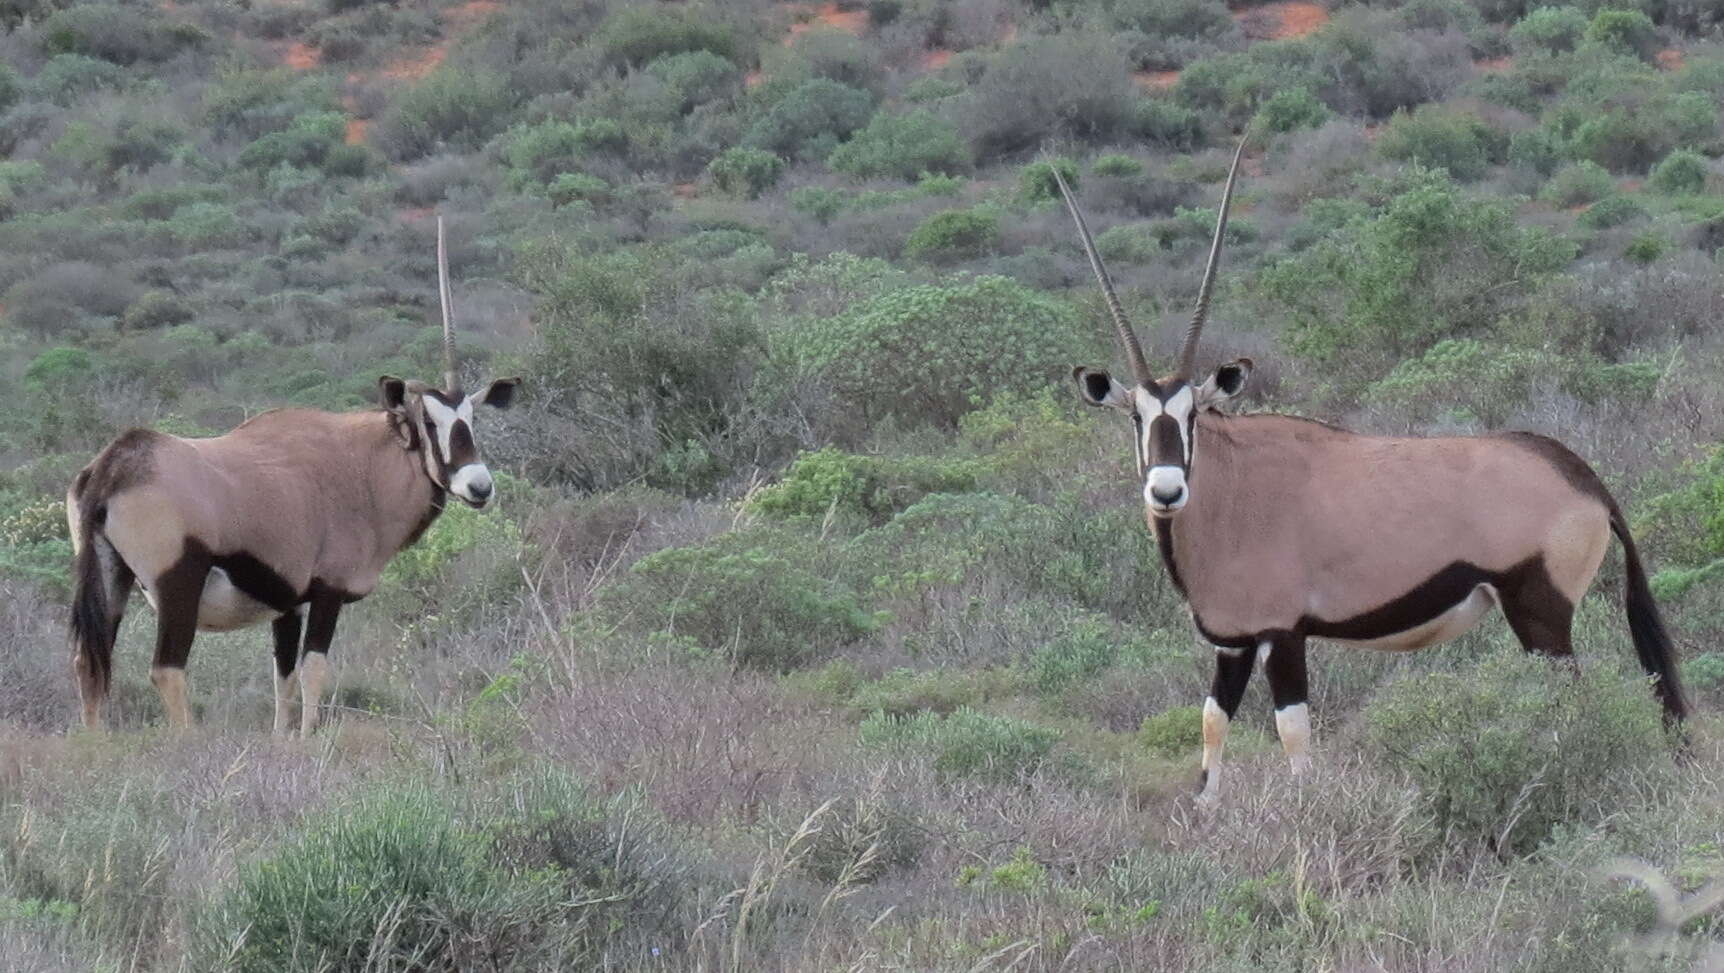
left=1610, top=508, right=1687, bottom=723
left=68, top=470, right=115, bottom=698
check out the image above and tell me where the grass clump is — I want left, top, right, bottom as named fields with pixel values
left=859, top=706, right=1065, bottom=784
left=1364, top=650, right=1671, bottom=855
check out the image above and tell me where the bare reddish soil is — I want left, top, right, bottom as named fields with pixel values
left=785, top=2, right=866, bottom=44
left=1656, top=48, right=1684, bottom=71
left=1474, top=55, right=1513, bottom=74
left=922, top=48, right=954, bottom=71
left=744, top=68, right=765, bottom=88
left=1234, top=1, right=1329, bottom=41
left=283, top=41, right=321, bottom=71
left=1133, top=69, right=1181, bottom=90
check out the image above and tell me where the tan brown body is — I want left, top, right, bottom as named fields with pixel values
left=1169, top=415, right=1611, bottom=648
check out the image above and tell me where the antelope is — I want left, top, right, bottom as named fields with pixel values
left=1053, top=144, right=1686, bottom=803
left=67, top=218, right=520, bottom=735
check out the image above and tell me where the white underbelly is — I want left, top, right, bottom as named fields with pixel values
left=1329, top=584, right=1499, bottom=652
left=140, top=567, right=281, bottom=632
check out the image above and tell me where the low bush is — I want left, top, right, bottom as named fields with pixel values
left=744, top=78, right=874, bottom=161
left=1539, top=160, right=1615, bottom=207
left=707, top=146, right=783, bottom=198
left=859, top=707, right=1064, bottom=784
left=963, top=33, right=1136, bottom=156
left=1648, top=148, right=1708, bottom=194
left=596, top=4, right=741, bottom=68
left=748, top=447, right=982, bottom=523
left=1582, top=8, right=1656, bottom=61
left=1017, top=158, right=1078, bottom=205
left=1364, top=650, right=1671, bottom=855
left=1577, top=193, right=1645, bottom=229
left=904, top=208, right=999, bottom=263
left=828, top=110, right=968, bottom=180
left=1375, top=105, right=1501, bottom=181
left=1254, top=86, right=1331, bottom=135
left=1138, top=705, right=1202, bottom=759
left=375, top=68, right=512, bottom=161
left=1509, top=6, right=1588, bottom=54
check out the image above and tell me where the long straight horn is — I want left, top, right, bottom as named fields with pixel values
left=436, top=215, right=458, bottom=391
left=1175, top=136, right=1248, bottom=381
left=1051, top=162, right=1153, bottom=386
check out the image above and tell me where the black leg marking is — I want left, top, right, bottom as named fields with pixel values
left=149, top=545, right=209, bottom=727
left=272, top=611, right=304, bottom=680
left=1262, top=633, right=1309, bottom=711
left=1499, top=560, right=1575, bottom=657
left=1210, top=645, right=1257, bottom=719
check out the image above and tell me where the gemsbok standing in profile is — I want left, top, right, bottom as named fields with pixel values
left=1053, top=143, right=1685, bottom=803
left=67, top=218, right=520, bottom=736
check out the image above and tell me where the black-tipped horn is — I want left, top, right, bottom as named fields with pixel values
left=436, top=215, right=457, bottom=391
left=1175, top=135, right=1248, bottom=381
left=1051, top=160, right=1153, bottom=387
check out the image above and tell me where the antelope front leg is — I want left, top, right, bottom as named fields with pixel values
left=271, top=610, right=304, bottom=737
left=299, top=594, right=342, bottom=736
left=1263, top=633, right=1312, bottom=775
left=1199, top=642, right=1258, bottom=805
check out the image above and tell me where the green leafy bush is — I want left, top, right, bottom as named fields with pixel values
left=1648, top=148, right=1708, bottom=194
left=1509, top=6, right=1588, bottom=53
left=1254, top=86, right=1331, bottom=134
left=745, top=78, right=874, bottom=161
left=501, top=118, right=625, bottom=188
left=828, top=110, right=968, bottom=180
left=39, top=4, right=205, bottom=65
left=1138, top=705, right=1202, bottom=759
left=547, top=172, right=608, bottom=208
left=1624, top=231, right=1667, bottom=263
left=644, top=49, right=740, bottom=112
left=375, top=68, right=511, bottom=161
left=1577, top=193, right=1645, bottom=229
left=859, top=707, right=1063, bottom=784
left=598, top=530, right=878, bottom=670
left=29, top=53, right=128, bottom=105
left=1375, top=106, right=1501, bottom=181
left=964, top=33, right=1137, bottom=155
left=706, top=146, right=783, bottom=198
left=121, top=290, right=193, bottom=331
left=749, top=447, right=981, bottom=523
left=904, top=208, right=999, bottom=263
left=1092, top=153, right=1146, bottom=178
left=237, top=110, right=345, bottom=171
left=1017, top=158, right=1078, bottom=204
left=596, top=4, right=741, bottom=68
left=1583, top=9, right=1656, bottom=60
left=776, top=275, right=1087, bottom=427
left=1365, top=338, right=1547, bottom=426
left=1026, top=618, right=1119, bottom=696
left=1538, top=160, right=1615, bottom=206
left=1365, top=651, right=1670, bottom=855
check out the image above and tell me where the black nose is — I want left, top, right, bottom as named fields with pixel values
left=1151, top=484, right=1184, bottom=505
left=470, top=481, right=492, bottom=500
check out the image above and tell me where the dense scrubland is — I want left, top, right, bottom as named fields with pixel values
left=3, top=0, right=1724, bottom=968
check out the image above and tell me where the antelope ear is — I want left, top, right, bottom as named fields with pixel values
left=378, top=375, right=410, bottom=411
left=1073, top=366, right=1132, bottom=412
left=1198, top=358, right=1253, bottom=408
left=476, top=377, right=520, bottom=410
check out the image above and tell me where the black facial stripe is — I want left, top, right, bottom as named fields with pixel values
left=448, top=419, right=477, bottom=468
left=1150, top=414, right=1185, bottom=469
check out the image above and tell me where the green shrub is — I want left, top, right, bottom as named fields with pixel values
left=828, top=109, right=968, bottom=180
left=1538, top=160, right=1615, bottom=206
left=121, top=290, right=193, bottom=330
left=1509, top=6, right=1587, bottom=53
left=797, top=797, right=924, bottom=886
left=1092, top=153, right=1146, bottom=177
left=706, top=146, right=783, bottom=198
left=376, top=68, right=511, bottom=161
left=1026, top=618, right=1118, bottom=696
left=965, top=33, right=1137, bottom=155
left=1365, top=338, right=1547, bottom=426
left=1583, top=9, right=1656, bottom=60
left=1508, top=126, right=1565, bottom=176
left=744, top=78, right=874, bottom=161
left=859, top=707, right=1063, bottom=784
left=1138, top=705, right=1202, bottom=759
left=1648, top=148, right=1708, bottom=194
left=29, top=53, right=128, bottom=105
left=1254, top=86, right=1331, bottom=134
left=39, top=4, right=205, bottom=65
left=777, top=275, right=1087, bottom=427
left=1624, top=232, right=1667, bottom=263
left=1135, top=98, right=1204, bottom=149
left=789, top=186, right=844, bottom=222
left=644, top=49, right=740, bottom=112
left=1566, top=90, right=1715, bottom=173
left=1683, top=652, right=1724, bottom=692
left=1095, top=223, right=1160, bottom=264
left=168, top=202, right=245, bottom=249
left=847, top=668, right=1017, bottom=718
left=1364, top=651, right=1670, bottom=855
left=547, top=172, right=608, bottom=208
left=596, top=4, right=741, bottom=68
left=1577, top=193, right=1645, bottom=229
left=598, top=530, right=878, bottom=670
left=501, top=118, right=625, bottom=188
left=237, top=110, right=344, bottom=170
left=749, top=447, right=981, bottom=523
left=1375, top=105, right=1500, bottom=181
left=904, top=208, right=999, bottom=263
left=1017, top=158, right=1078, bottom=204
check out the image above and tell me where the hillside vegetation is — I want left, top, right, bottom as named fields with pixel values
left=3, top=0, right=1724, bottom=968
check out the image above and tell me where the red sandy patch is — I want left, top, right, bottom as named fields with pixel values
left=1133, top=69, right=1180, bottom=90
left=922, top=48, right=953, bottom=71
left=446, top=0, right=500, bottom=27
left=1234, top=1, right=1328, bottom=41
left=1619, top=177, right=1643, bottom=192
left=1655, top=48, right=1683, bottom=71
left=345, top=118, right=371, bottom=145
left=744, top=68, right=764, bottom=88
left=672, top=182, right=698, bottom=199
left=785, top=2, right=867, bottom=44
left=379, top=0, right=501, bottom=81
left=283, top=41, right=321, bottom=71
left=399, top=206, right=436, bottom=222
left=1474, top=55, right=1513, bottom=74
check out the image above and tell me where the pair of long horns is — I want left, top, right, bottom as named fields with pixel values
left=1052, top=136, right=1248, bottom=384
left=436, top=215, right=459, bottom=391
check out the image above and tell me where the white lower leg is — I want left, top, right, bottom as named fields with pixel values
left=1199, top=695, right=1229, bottom=803
left=299, top=652, right=330, bottom=736
left=1275, top=702, right=1312, bottom=775
left=274, top=664, right=301, bottom=737
left=150, top=665, right=192, bottom=728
